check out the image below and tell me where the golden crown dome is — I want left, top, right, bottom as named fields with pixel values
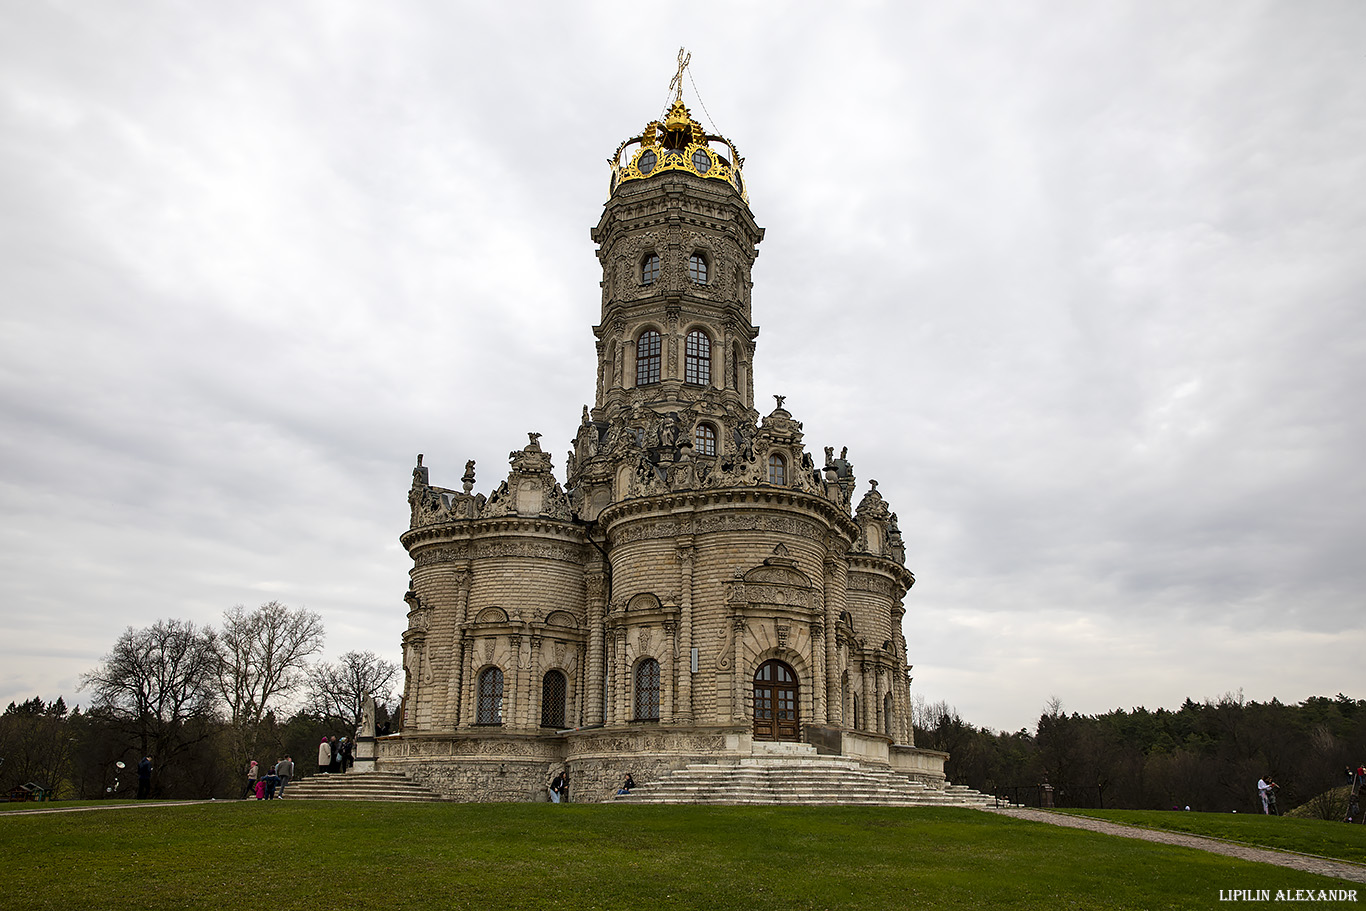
left=608, top=98, right=747, bottom=201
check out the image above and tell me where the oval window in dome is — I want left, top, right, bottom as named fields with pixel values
left=691, top=148, right=711, bottom=173
left=638, top=150, right=657, bottom=175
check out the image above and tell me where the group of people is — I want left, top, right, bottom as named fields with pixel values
left=545, top=770, right=637, bottom=803
left=318, top=735, right=354, bottom=774
left=245, top=756, right=294, bottom=800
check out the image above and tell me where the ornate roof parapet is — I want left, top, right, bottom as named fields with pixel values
left=853, top=479, right=898, bottom=560
left=608, top=98, right=747, bottom=202
left=819, top=445, right=857, bottom=512
left=406, top=435, right=575, bottom=530
left=886, top=512, right=907, bottom=565
left=408, top=454, right=486, bottom=529
left=483, top=433, right=573, bottom=521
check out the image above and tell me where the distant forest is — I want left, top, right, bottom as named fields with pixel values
left=913, top=692, right=1366, bottom=813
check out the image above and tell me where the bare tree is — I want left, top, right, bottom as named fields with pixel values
left=79, top=619, right=220, bottom=788
left=216, top=602, right=324, bottom=767
left=216, top=602, right=325, bottom=727
left=307, top=651, right=400, bottom=732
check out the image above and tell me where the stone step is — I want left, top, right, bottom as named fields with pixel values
left=283, top=771, right=443, bottom=802
left=616, top=757, right=994, bottom=808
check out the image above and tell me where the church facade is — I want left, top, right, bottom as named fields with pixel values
left=379, top=96, right=948, bottom=801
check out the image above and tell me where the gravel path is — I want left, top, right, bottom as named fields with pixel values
left=984, top=807, right=1366, bottom=884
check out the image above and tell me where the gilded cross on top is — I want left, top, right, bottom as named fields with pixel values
left=669, top=47, right=691, bottom=102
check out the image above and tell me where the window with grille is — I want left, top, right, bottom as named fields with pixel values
left=476, top=667, right=503, bottom=725
left=688, top=253, right=707, bottom=285
left=767, top=453, right=786, bottom=485
left=642, top=254, right=660, bottom=285
left=634, top=658, right=660, bottom=721
left=694, top=423, right=716, bottom=457
left=636, top=330, right=661, bottom=386
left=541, top=670, right=567, bottom=728
left=685, top=329, right=710, bottom=385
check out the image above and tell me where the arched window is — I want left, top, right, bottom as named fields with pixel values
left=685, top=329, right=710, bottom=385
left=694, top=422, right=717, bottom=457
left=883, top=692, right=895, bottom=737
left=636, top=330, right=661, bottom=386
left=476, top=667, right=503, bottom=725
left=688, top=253, right=707, bottom=285
left=641, top=253, right=660, bottom=285
left=541, top=670, right=567, bottom=728
left=634, top=658, right=660, bottom=721
left=767, top=453, right=786, bottom=486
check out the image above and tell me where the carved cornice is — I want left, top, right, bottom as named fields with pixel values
left=846, top=554, right=916, bottom=592
left=398, top=516, right=587, bottom=551
left=599, top=487, right=859, bottom=545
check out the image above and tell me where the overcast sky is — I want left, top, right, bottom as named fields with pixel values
left=2, top=1, right=1362, bottom=734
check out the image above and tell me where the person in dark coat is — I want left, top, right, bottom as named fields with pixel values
left=136, top=757, right=153, bottom=799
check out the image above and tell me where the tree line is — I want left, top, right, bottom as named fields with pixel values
left=0, top=602, right=398, bottom=800
left=913, top=692, right=1366, bottom=814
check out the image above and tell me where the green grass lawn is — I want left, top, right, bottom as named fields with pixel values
left=0, top=803, right=1360, bottom=911
left=1054, top=808, right=1366, bottom=864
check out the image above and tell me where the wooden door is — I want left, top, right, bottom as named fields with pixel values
left=753, top=660, right=799, bottom=741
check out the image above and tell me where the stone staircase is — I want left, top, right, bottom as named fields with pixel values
left=281, top=771, right=443, bottom=802
left=616, top=746, right=995, bottom=808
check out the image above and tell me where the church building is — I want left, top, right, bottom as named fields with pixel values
left=379, top=83, right=950, bottom=801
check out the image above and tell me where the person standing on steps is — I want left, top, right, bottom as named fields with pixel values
left=275, top=756, right=294, bottom=798
left=318, top=737, right=332, bottom=775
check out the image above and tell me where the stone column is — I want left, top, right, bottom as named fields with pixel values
left=508, top=634, right=523, bottom=728
left=676, top=542, right=695, bottom=724
left=822, top=554, right=847, bottom=725
left=446, top=568, right=471, bottom=728
left=859, top=659, right=871, bottom=732
left=530, top=635, right=543, bottom=728
left=731, top=617, right=747, bottom=722
left=745, top=341, right=755, bottom=409
left=810, top=619, right=826, bottom=721
left=873, top=662, right=885, bottom=736
left=660, top=622, right=675, bottom=723
left=585, top=569, right=606, bottom=725
left=614, top=627, right=628, bottom=724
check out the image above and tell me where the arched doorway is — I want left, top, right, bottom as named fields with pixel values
left=753, top=659, right=799, bottom=741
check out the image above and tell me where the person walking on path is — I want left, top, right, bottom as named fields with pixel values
left=244, top=760, right=260, bottom=799
left=275, top=756, right=294, bottom=797
left=317, top=738, right=331, bottom=775
left=136, top=756, right=152, bottom=799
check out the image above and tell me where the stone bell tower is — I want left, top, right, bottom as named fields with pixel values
left=387, top=58, right=947, bottom=801
left=569, top=97, right=765, bottom=521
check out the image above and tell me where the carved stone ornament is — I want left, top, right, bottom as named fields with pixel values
left=483, top=638, right=496, bottom=662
